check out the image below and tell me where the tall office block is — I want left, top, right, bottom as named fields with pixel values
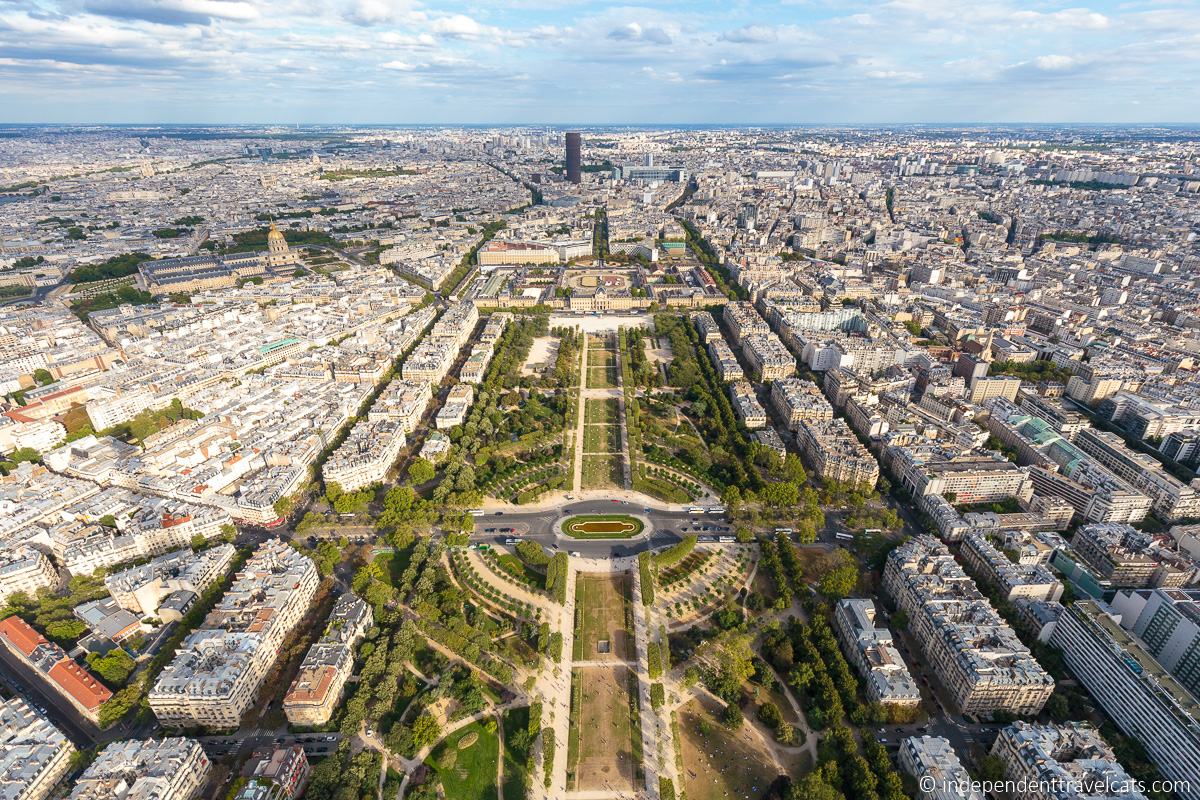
left=565, top=131, right=581, bottom=184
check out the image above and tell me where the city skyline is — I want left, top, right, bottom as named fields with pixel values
left=1, top=0, right=1198, bottom=124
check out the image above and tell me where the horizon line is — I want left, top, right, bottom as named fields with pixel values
left=3, top=121, right=1200, bottom=128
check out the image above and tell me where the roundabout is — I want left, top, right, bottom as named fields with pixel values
left=560, top=513, right=645, bottom=539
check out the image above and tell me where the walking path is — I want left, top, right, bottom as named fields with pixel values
left=630, top=567, right=670, bottom=800
left=540, top=559, right=578, bottom=800
left=571, top=336, right=589, bottom=491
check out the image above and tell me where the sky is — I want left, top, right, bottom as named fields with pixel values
left=0, top=0, right=1198, bottom=124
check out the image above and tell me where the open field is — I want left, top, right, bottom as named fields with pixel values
left=521, top=336, right=559, bottom=376
left=569, top=666, right=638, bottom=792
left=562, top=514, right=644, bottom=539
left=573, top=572, right=632, bottom=660
left=586, top=366, right=617, bottom=388
left=588, top=349, right=615, bottom=368
left=425, top=720, right=499, bottom=800
left=677, top=695, right=781, bottom=800
left=547, top=314, right=652, bottom=334
left=583, top=424, right=619, bottom=453
left=584, top=398, right=617, bottom=425
left=581, top=454, right=621, bottom=489
left=588, top=335, right=613, bottom=350
left=645, top=336, right=674, bottom=364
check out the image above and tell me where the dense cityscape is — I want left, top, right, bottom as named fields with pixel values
left=1, top=122, right=1200, bottom=800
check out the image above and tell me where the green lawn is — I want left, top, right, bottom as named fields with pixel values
left=581, top=455, right=621, bottom=489
left=584, top=398, right=617, bottom=425
left=501, top=707, right=532, bottom=800
left=586, top=366, right=617, bottom=389
left=583, top=424, right=619, bottom=453
left=426, top=720, right=499, bottom=800
left=588, top=350, right=615, bottom=368
left=496, top=553, right=546, bottom=590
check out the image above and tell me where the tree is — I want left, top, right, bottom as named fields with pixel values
left=32, top=368, right=54, bottom=386
left=408, top=457, right=435, bottom=484
left=9, top=448, right=39, bottom=465
left=818, top=552, right=859, bottom=600
left=86, top=649, right=135, bottom=687
left=411, top=712, right=441, bottom=750
left=696, top=631, right=755, bottom=700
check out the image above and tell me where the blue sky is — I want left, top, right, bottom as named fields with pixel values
left=0, top=0, right=1197, bottom=123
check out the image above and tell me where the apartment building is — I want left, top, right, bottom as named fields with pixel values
left=0, top=546, right=59, bottom=605
left=1111, top=587, right=1200, bottom=701
left=990, top=722, right=1146, bottom=800
left=1071, top=523, right=1196, bottom=589
left=436, top=383, right=475, bottom=430
left=0, top=697, right=74, bottom=800
left=1074, top=428, right=1200, bottom=522
left=883, top=536, right=1053, bottom=716
left=283, top=593, right=372, bottom=726
left=692, top=311, right=722, bottom=343
left=1050, top=600, right=1200, bottom=800
left=890, top=448, right=1035, bottom=506
left=70, top=738, right=211, bottom=800
left=742, top=333, right=796, bottom=381
left=477, top=313, right=509, bottom=347
left=966, top=376, right=1021, bottom=405
left=833, top=599, right=921, bottom=708
left=707, top=339, right=743, bottom=382
left=149, top=540, right=318, bottom=729
left=722, top=302, right=770, bottom=344
left=105, top=543, right=236, bottom=617
left=322, top=418, right=407, bottom=491
left=961, top=533, right=1064, bottom=602
left=899, top=736, right=983, bottom=800
left=728, top=381, right=767, bottom=429
left=0, top=616, right=112, bottom=721
left=795, top=417, right=879, bottom=488
left=770, top=377, right=834, bottom=430
left=234, top=746, right=311, bottom=800
left=987, top=399, right=1152, bottom=524
left=369, top=380, right=433, bottom=433
left=459, top=344, right=494, bottom=384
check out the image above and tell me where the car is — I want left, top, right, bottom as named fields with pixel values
left=570, top=551, right=581, bottom=557
left=611, top=499, right=619, bottom=503
left=485, top=528, right=495, bottom=532
left=495, top=511, right=504, bottom=515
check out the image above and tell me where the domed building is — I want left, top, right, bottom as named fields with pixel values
left=264, top=222, right=300, bottom=268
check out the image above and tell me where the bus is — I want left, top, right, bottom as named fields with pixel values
left=468, top=509, right=485, bottom=516
left=835, top=532, right=855, bottom=542
left=774, top=527, right=793, bottom=534
left=717, top=536, right=736, bottom=543
left=706, top=506, right=726, bottom=515
left=687, top=506, right=705, bottom=514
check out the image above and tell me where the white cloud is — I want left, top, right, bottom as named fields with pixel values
left=1032, top=54, right=1080, bottom=71
left=430, top=14, right=486, bottom=38
left=380, top=60, right=415, bottom=70
left=720, top=25, right=778, bottom=44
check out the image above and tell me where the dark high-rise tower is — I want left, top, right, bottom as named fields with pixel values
left=565, top=131, right=581, bottom=184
